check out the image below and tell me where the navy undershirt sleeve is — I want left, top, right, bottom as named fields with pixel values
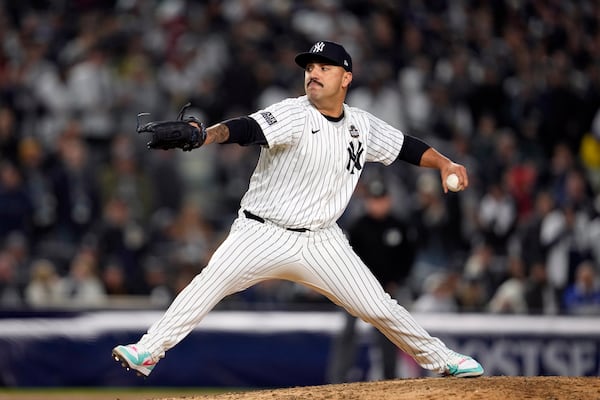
left=223, top=117, right=267, bottom=146
left=397, top=135, right=431, bottom=166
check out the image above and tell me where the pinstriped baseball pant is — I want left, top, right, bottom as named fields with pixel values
left=139, top=216, right=451, bottom=373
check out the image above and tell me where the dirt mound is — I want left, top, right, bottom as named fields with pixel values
left=163, top=376, right=600, bottom=400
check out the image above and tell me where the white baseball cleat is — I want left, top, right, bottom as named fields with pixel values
left=444, top=351, right=484, bottom=377
left=112, top=344, right=158, bottom=377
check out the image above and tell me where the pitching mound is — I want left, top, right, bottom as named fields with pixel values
left=162, top=376, right=600, bottom=400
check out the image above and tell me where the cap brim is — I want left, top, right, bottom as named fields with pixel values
left=295, top=53, right=343, bottom=69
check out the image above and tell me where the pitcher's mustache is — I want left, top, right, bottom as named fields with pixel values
left=307, top=78, right=323, bottom=87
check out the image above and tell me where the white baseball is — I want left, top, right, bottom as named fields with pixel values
left=446, top=173, right=461, bottom=192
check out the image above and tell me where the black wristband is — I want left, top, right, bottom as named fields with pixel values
left=397, top=135, right=430, bottom=166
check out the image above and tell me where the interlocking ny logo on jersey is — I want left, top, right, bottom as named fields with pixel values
left=311, top=42, right=325, bottom=53
left=346, top=141, right=364, bottom=174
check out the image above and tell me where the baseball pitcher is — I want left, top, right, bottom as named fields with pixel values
left=113, top=40, right=483, bottom=379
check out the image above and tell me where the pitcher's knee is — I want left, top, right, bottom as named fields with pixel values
left=354, top=301, right=407, bottom=326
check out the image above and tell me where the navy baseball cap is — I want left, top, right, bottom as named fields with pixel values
left=295, top=41, right=352, bottom=72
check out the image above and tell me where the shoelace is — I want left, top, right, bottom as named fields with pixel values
left=447, top=351, right=469, bottom=365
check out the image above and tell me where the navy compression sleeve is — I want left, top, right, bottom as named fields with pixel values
left=397, top=135, right=431, bottom=166
left=223, top=116, right=267, bottom=146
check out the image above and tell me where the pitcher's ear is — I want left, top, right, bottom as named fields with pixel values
left=343, top=71, right=353, bottom=88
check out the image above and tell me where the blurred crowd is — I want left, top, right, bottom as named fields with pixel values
left=0, top=0, right=599, bottom=315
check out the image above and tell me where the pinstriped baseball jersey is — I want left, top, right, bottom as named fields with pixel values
left=242, top=95, right=405, bottom=230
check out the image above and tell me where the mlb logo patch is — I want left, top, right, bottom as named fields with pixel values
left=260, top=111, right=277, bottom=125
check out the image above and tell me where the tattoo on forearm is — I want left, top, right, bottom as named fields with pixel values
left=209, top=124, right=229, bottom=144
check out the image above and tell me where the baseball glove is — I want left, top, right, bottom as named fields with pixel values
left=137, top=103, right=207, bottom=151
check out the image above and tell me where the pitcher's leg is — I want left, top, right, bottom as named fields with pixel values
left=137, top=219, right=300, bottom=360
left=301, top=227, right=452, bottom=374
left=138, top=259, right=241, bottom=359
left=112, top=246, right=247, bottom=376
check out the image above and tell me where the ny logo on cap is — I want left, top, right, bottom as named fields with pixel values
left=311, top=41, right=325, bottom=53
